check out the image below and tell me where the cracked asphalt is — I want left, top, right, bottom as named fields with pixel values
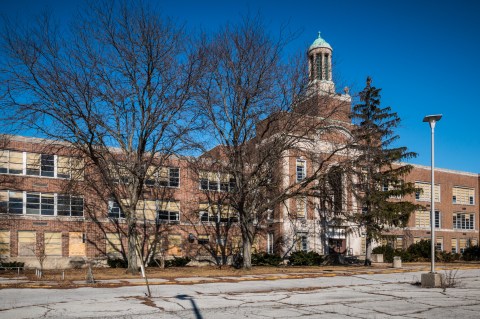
left=1, top=268, right=480, bottom=318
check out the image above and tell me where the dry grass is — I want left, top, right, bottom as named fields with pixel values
left=1, top=262, right=479, bottom=289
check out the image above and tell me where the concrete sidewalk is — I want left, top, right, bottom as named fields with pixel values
left=1, top=267, right=479, bottom=318
left=0, top=263, right=477, bottom=288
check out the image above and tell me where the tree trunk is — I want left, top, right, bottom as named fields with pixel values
left=242, top=235, right=252, bottom=270
left=127, top=222, right=138, bottom=275
left=364, top=236, right=372, bottom=266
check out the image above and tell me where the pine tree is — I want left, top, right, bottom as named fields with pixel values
left=349, top=77, right=419, bottom=266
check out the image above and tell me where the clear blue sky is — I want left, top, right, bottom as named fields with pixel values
left=2, top=0, right=480, bottom=173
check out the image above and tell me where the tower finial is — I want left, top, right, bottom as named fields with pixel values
left=318, top=31, right=321, bottom=38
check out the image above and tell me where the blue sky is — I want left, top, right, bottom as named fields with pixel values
left=2, top=0, right=480, bottom=173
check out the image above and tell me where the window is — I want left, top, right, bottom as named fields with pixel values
left=45, top=232, right=62, bottom=256
left=459, top=238, right=468, bottom=254
left=297, top=233, right=308, bottom=252
left=328, top=167, right=343, bottom=212
left=157, top=201, right=180, bottom=223
left=135, top=200, right=156, bottom=220
left=451, top=238, right=457, bottom=254
left=435, top=237, right=443, bottom=252
left=152, top=167, right=180, bottom=187
left=324, top=53, right=330, bottom=80
left=296, top=159, right=306, bottom=182
left=199, top=171, right=234, bottom=192
left=26, top=192, right=54, bottom=215
left=383, top=182, right=389, bottom=192
left=26, top=153, right=54, bottom=177
left=199, top=203, right=237, bottom=223
left=452, top=187, right=475, bottom=205
left=0, top=150, right=23, bottom=174
left=267, top=233, right=274, bottom=254
left=57, top=156, right=84, bottom=180
left=0, top=191, right=23, bottom=214
left=453, top=213, right=475, bottom=230
left=316, top=53, right=322, bottom=80
left=157, top=210, right=179, bottom=223
left=108, top=200, right=125, bottom=219
left=106, top=233, right=122, bottom=256
left=199, top=171, right=218, bottom=191
left=295, top=197, right=306, bottom=219
left=18, top=231, right=36, bottom=256
left=198, top=235, right=209, bottom=245
left=415, top=210, right=440, bottom=228
left=57, top=195, right=84, bottom=217
left=0, top=231, right=10, bottom=257
left=415, top=182, right=440, bottom=202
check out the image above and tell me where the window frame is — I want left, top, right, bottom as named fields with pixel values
left=108, top=200, right=125, bottom=219
left=453, top=213, right=475, bottom=230
left=296, top=159, right=306, bottom=182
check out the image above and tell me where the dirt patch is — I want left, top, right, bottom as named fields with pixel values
left=1, top=262, right=478, bottom=290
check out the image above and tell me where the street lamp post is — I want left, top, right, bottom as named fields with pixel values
left=422, top=114, right=442, bottom=278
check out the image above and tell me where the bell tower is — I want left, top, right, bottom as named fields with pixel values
left=308, top=32, right=335, bottom=94
left=294, top=32, right=351, bottom=123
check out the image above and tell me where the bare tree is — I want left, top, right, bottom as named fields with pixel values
left=0, top=0, right=201, bottom=287
left=194, top=17, right=352, bottom=269
left=182, top=161, right=241, bottom=267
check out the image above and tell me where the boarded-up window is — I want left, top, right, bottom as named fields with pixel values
left=395, top=237, right=403, bottom=250
left=106, top=233, right=122, bottom=256
left=45, top=232, right=62, bottom=256
left=415, top=182, right=440, bottom=202
left=231, top=236, right=242, bottom=254
left=167, top=235, right=182, bottom=255
left=135, top=200, right=156, bottom=220
left=57, top=156, right=84, bottom=180
left=57, top=156, right=71, bottom=179
left=415, top=210, right=429, bottom=228
left=295, top=197, right=306, bottom=219
left=452, top=187, right=475, bottom=205
left=451, top=238, right=458, bottom=254
left=18, top=231, right=36, bottom=256
left=459, top=238, right=468, bottom=253
left=0, top=231, right=10, bottom=256
left=69, top=232, right=86, bottom=256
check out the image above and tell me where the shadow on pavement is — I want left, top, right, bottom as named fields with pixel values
left=176, top=294, right=203, bottom=319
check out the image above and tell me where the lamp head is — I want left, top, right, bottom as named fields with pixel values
left=423, top=114, right=442, bottom=129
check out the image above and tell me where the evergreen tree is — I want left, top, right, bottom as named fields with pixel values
left=349, top=77, right=419, bottom=266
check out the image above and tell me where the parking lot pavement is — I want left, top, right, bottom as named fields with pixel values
left=1, top=268, right=480, bottom=318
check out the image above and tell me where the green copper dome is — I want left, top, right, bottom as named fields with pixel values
left=309, top=32, right=332, bottom=51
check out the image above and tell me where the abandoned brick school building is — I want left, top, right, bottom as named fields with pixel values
left=0, top=34, right=478, bottom=268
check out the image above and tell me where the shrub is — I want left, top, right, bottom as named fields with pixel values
left=252, top=253, right=283, bottom=266
left=165, top=256, right=191, bottom=268
left=438, top=251, right=461, bottom=262
left=289, top=251, right=323, bottom=266
left=462, top=245, right=480, bottom=261
left=107, top=258, right=128, bottom=268
left=407, top=240, right=431, bottom=261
